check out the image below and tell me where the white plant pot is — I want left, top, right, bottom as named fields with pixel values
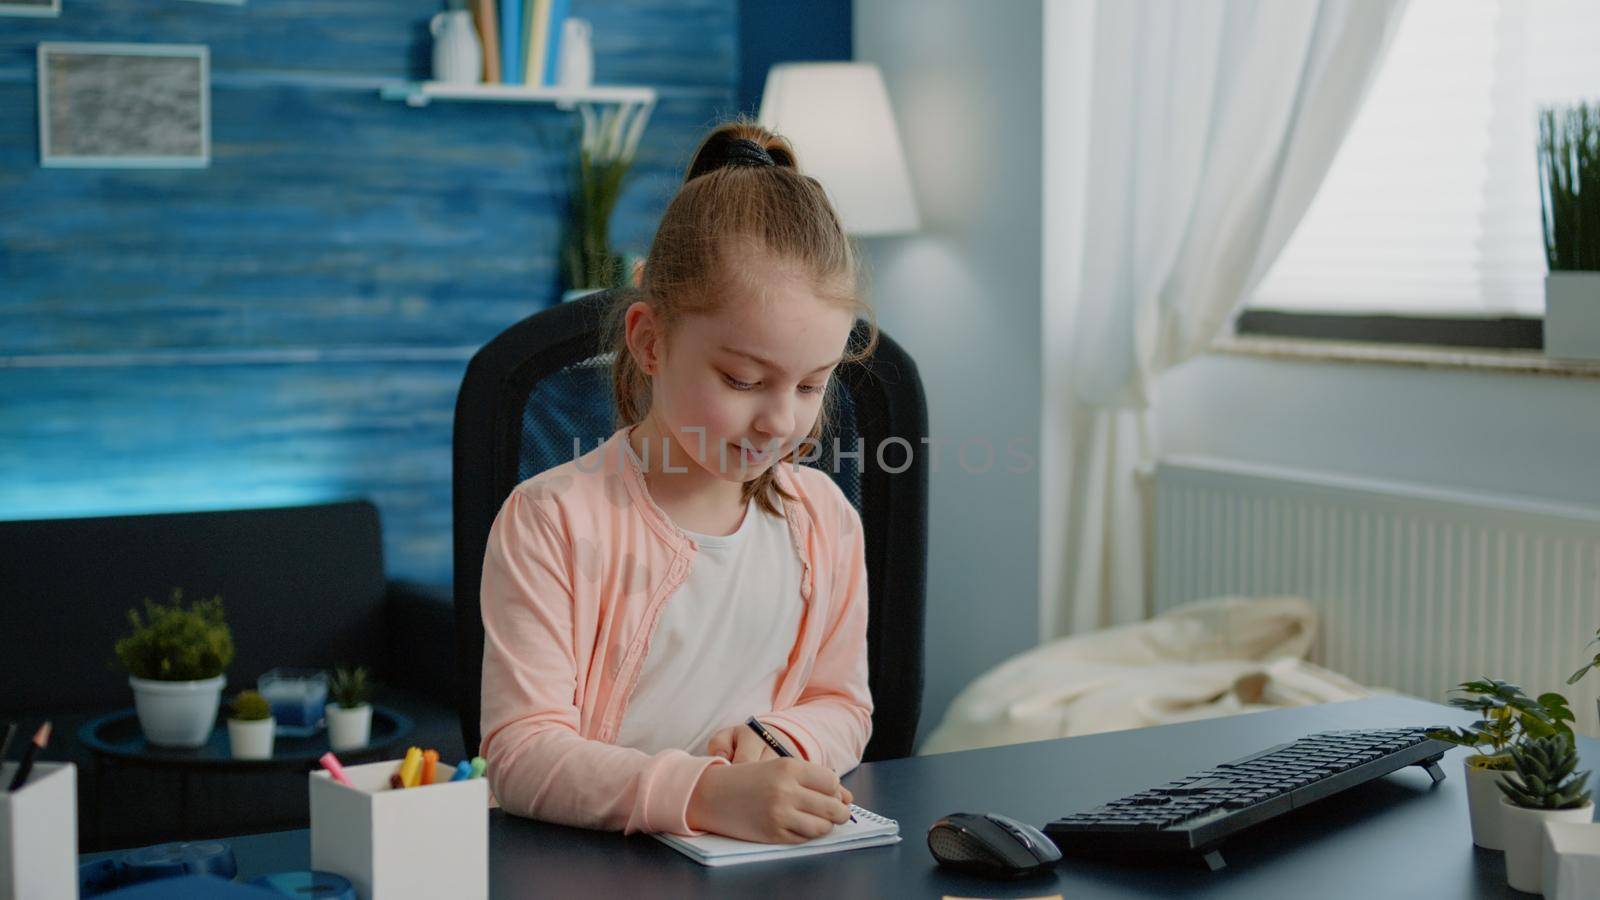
left=1544, top=271, right=1600, bottom=362
left=1464, top=761, right=1508, bottom=850
left=1501, top=798, right=1595, bottom=894
left=128, top=675, right=226, bottom=748
left=326, top=703, right=373, bottom=751
left=227, top=717, right=276, bottom=760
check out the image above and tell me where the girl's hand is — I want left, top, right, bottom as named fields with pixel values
left=686, top=758, right=855, bottom=844
left=705, top=722, right=793, bottom=763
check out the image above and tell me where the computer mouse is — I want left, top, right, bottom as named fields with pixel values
left=927, top=812, right=1063, bottom=879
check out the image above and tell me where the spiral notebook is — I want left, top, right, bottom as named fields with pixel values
left=653, top=805, right=901, bottom=867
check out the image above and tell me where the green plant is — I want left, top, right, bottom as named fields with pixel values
left=560, top=102, right=649, bottom=292
left=230, top=690, right=271, bottom=722
left=112, top=589, right=234, bottom=681
left=1568, top=627, right=1600, bottom=685
left=1538, top=102, right=1600, bottom=272
left=1497, top=734, right=1593, bottom=810
left=1426, top=678, right=1574, bottom=770
left=329, top=666, right=373, bottom=709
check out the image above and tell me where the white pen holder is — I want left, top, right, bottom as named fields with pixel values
left=1543, top=821, right=1600, bottom=900
left=0, top=762, right=77, bottom=900
left=310, top=759, right=488, bottom=900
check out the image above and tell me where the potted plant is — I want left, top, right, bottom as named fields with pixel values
left=559, top=102, right=648, bottom=302
left=1497, top=734, right=1594, bottom=893
left=1427, top=678, right=1572, bottom=850
left=326, top=666, right=374, bottom=751
left=226, top=690, right=275, bottom=760
left=113, top=590, right=234, bottom=748
left=1538, top=102, right=1600, bottom=361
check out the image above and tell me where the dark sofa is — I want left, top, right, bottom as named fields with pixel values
left=0, top=500, right=462, bottom=852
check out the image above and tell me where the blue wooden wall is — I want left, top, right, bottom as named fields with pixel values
left=0, top=0, right=738, bottom=586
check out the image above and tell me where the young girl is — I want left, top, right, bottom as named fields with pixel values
left=478, top=120, right=881, bottom=845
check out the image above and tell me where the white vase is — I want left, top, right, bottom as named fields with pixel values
left=556, top=18, right=594, bottom=90
left=227, top=717, right=275, bottom=760
left=129, top=675, right=226, bottom=748
left=1464, top=761, right=1508, bottom=850
left=1501, top=797, right=1595, bottom=894
left=1544, top=271, right=1600, bottom=362
left=430, top=9, right=483, bottom=85
left=326, top=703, right=373, bottom=751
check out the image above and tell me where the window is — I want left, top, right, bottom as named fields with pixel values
left=1237, top=0, right=1600, bottom=348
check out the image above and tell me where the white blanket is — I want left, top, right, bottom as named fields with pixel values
left=918, top=596, right=1371, bottom=755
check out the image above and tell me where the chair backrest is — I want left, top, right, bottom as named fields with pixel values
left=453, top=289, right=928, bottom=761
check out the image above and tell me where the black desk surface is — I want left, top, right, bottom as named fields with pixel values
left=86, top=696, right=1600, bottom=898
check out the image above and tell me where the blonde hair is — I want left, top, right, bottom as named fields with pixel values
left=605, top=117, right=879, bottom=517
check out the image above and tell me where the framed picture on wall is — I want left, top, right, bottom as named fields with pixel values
left=0, top=0, right=60, bottom=17
left=37, top=43, right=210, bottom=169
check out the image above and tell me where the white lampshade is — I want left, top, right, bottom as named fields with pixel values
left=758, top=62, right=920, bottom=237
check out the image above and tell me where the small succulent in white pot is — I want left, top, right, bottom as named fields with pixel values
left=226, top=690, right=275, bottom=760
left=326, top=666, right=375, bottom=751
left=1497, top=735, right=1593, bottom=894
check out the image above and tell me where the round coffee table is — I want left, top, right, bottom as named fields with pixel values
left=78, top=706, right=413, bottom=844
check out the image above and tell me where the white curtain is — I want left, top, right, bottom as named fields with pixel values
left=1040, top=0, right=1410, bottom=639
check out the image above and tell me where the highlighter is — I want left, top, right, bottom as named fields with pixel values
left=399, top=746, right=423, bottom=788
left=450, top=760, right=473, bottom=782
left=469, top=756, right=487, bottom=779
left=319, top=752, right=354, bottom=788
left=421, top=749, right=439, bottom=785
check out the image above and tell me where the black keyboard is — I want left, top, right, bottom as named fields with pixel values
left=1045, top=726, right=1451, bottom=870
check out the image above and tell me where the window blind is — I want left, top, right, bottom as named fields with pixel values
left=1249, top=0, right=1600, bottom=318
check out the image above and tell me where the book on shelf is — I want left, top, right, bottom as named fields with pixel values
left=499, top=0, right=522, bottom=85
left=524, top=0, right=550, bottom=86
left=542, top=0, right=571, bottom=87
left=473, top=0, right=502, bottom=84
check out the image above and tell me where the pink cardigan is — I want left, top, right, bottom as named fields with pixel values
left=479, top=426, right=874, bottom=835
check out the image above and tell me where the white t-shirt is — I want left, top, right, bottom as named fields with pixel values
left=613, top=496, right=806, bottom=757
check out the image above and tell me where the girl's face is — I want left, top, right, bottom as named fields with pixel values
left=626, top=264, right=855, bottom=484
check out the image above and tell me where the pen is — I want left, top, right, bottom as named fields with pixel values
left=7, top=721, right=50, bottom=792
left=745, top=717, right=854, bottom=823
left=0, top=721, right=15, bottom=764
left=319, top=752, right=354, bottom=788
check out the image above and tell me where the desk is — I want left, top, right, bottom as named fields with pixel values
left=85, top=697, right=1599, bottom=898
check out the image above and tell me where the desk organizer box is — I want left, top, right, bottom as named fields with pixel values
left=1, top=762, right=77, bottom=900
left=310, top=759, right=488, bottom=900
left=1542, top=821, right=1600, bottom=900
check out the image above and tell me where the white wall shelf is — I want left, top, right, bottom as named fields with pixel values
left=378, top=81, right=656, bottom=110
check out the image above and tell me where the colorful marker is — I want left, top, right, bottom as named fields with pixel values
left=399, top=746, right=423, bottom=788
left=421, top=749, right=439, bottom=785
left=450, top=760, right=473, bottom=782
left=319, top=752, right=354, bottom=788
left=469, top=756, right=487, bottom=780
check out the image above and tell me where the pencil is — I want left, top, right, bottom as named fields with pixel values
left=7, top=721, right=50, bottom=792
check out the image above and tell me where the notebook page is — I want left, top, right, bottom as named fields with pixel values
left=654, top=805, right=898, bottom=861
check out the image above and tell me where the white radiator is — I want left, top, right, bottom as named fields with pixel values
left=1156, top=457, right=1600, bottom=737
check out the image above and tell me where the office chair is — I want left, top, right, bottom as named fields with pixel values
left=453, top=288, right=929, bottom=763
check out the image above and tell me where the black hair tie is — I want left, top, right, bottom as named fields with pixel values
left=724, top=138, right=776, bottom=169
